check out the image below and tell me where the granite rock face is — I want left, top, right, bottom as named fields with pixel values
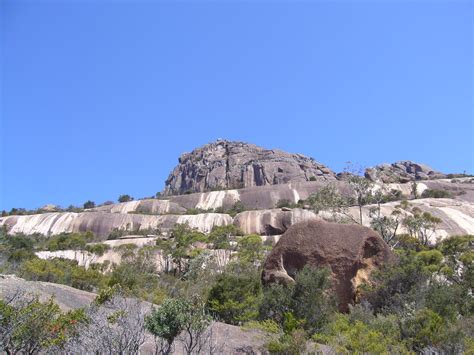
left=365, top=161, right=446, bottom=183
left=262, top=220, right=395, bottom=311
left=0, top=212, right=232, bottom=238
left=233, top=208, right=319, bottom=235
left=163, top=140, right=336, bottom=195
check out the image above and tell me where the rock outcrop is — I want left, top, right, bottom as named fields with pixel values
left=365, top=161, right=446, bottom=183
left=347, top=197, right=474, bottom=243
left=0, top=274, right=96, bottom=311
left=0, top=212, right=232, bottom=238
left=2, top=179, right=473, bottom=240
left=91, top=199, right=186, bottom=215
left=233, top=208, right=319, bottom=235
left=163, top=140, right=336, bottom=195
left=262, top=220, right=395, bottom=311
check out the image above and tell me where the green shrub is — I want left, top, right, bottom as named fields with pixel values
left=243, top=319, right=281, bottom=334
left=276, top=199, right=293, bottom=208
left=313, top=313, right=407, bottom=353
left=207, top=270, right=262, bottom=324
left=85, top=243, right=110, bottom=256
left=20, top=258, right=104, bottom=291
left=118, top=194, right=133, bottom=203
left=267, top=328, right=307, bottom=355
left=0, top=295, right=86, bottom=353
left=83, top=200, right=95, bottom=209
left=208, top=224, right=242, bottom=249
left=45, top=232, right=95, bottom=251
left=421, top=189, right=453, bottom=199
left=260, top=266, right=335, bottom=335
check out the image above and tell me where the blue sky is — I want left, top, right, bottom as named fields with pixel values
left=1, top=0, right=473, bottom=210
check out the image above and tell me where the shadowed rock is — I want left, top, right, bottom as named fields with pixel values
left=163, top=140, right=336, bottom=195
left=365, top=161, right=446, bottom=183
left=234, top=208, right=319, bottom=235
left=262, top=220, right=395, bottom=311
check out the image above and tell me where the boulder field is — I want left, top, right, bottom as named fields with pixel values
left=262, top=219, right=396, bottom=311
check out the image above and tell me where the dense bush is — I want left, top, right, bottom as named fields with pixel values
left=421, top=189, right=453, bottom=199
left=259, top=266, right=335, bottom=334
left=118, top=194, right=133, bottom=203
left=0, top=293, right=86, bottom=354
left=208, top=224, right=242, bottom=249
left=206, top=267, right=262, bottom=325
left=20, top=258, right=105, bottom=291
left=45, top=231, right=95, bottom=251
left=83, top=200, right=95, bottom=209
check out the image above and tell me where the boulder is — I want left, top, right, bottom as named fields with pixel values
left=163, top=140, right=336, bottom=195
left=365, top=161, right=446, bottom=183
left=262, top=220, right=395, bottom=311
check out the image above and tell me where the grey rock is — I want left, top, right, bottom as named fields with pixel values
left=233, top=208, right=320, bottom=235
left=163, top=140, right=336, bottom=195
left=365, top=161, right=446, bottom=183
left=92, top=199, right=186, bottom=215
left=0, top=212, right=232, bottom=238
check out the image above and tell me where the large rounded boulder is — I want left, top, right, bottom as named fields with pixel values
left=262, top=219, right=395, bottom=311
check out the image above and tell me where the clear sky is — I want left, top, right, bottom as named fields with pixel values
left=1, top=0, right=473, bottom=211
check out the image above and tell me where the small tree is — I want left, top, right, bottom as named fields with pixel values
left=118, top=194, right=133, bottom=203
left=0, top=290, right=84, bottom=354
left=208, top=224, right=242, bottom=249
left=83, top=200, right=95, bottom=209
left=206, top=269, right=262, bottom=325
left=145, top=298, right=211, bottom=355
left=347, top=175, right=374, bottom=225
left=369, top=189, right=403, bottom=248
left=306, top=184, right=352, bottom=222
left=402, top=207, right=441, bottom=246
left=237, top=234, right=266, bottom=265
left=411, top=181, right=419, bottom=199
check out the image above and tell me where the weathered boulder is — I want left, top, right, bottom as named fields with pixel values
left=262, top=220, right=395, bottom=311
left=365, top=161, right=446, bottom=183
left=163, top=140, right=336, bottom=195
left=234, top=208, right=319, bottom=235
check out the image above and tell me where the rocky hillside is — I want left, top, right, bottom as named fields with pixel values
left=163, top=140, right=336, bottom=195
left=1, top=176, right=473, bottom=241
left=1, top=141, right=473, bottom=242
left=0, top=275, right=271, bottom=354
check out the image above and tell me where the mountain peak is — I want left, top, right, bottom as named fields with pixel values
left=163, top=140, right=335, bottom=195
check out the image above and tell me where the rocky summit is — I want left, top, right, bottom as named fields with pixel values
left=163, top=140, right=336, bottom=195
left=365, top=161, right=446, bottom=183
